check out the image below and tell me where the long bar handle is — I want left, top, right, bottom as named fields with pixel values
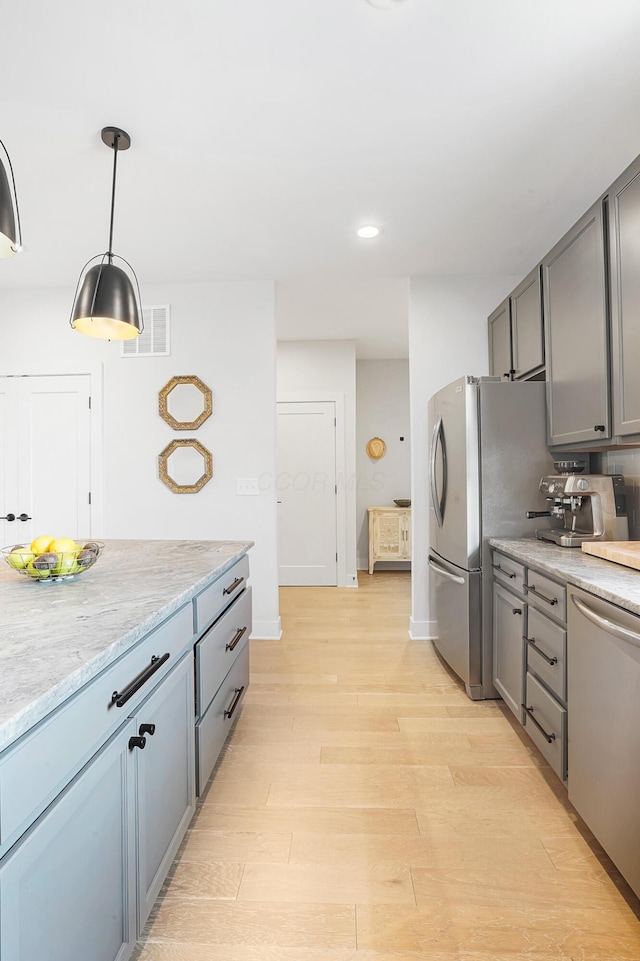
left=224, top=686, right=245, bottom=720
left=428, top=557, right=465, bottom=585
left=524, top=636, right=558, bottom=666
left=429, top=416, right=444, bottom=529
left=112, top=653, right=170, bottom=707
left=226, top=626, right=247, bottom=652
left=492, top=563, right=515, bottom=579
left=223, top=576, right=245, bottom=596
left=571, top=595, right=640, bottom=650
left=522, top=704, right=556, bottom=743
left=525, top=584, right=558, bottom=606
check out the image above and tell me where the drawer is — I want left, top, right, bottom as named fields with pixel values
left=196, top=642, right=249, bottom=795
left=196, top=587, right=252, bottom=718
left=525, top=606, right=566, bottom=702
left=491, top=552, right=525, bottom=595
left=0, top=603, right=193, bottom=849
left=524, top=671, right=567, bottom=781
left=525, top=569, right=566, bottom=621
left=194, top=554, right=250, bottom=633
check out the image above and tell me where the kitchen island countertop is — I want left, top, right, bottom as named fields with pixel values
left=490, top=537, right=640, bottom=616
left=0, top=539, right=252, bottom=753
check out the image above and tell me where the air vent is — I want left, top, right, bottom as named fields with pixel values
left=121, top=305, right=170, bottom=357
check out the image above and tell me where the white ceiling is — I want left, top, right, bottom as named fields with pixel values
left=4, top=0, right=640, bottom=356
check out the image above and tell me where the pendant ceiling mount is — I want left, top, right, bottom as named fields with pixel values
left=70, top=124, right=143, bottom=341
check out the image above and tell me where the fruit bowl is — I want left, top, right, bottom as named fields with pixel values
left=1, top=541, right=105, bottom=582
left=394, top=499, right=411, bottom=508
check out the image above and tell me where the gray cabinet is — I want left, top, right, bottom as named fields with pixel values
left=609, top=155, right=640, bottom=437
left=511, top=267, right=544, bottom=379
left=133, top=651, right=195, bottom=931
left=543, top=202, right=610, bottom=447
left=487, top=299, right=512, bottom=380
left=0, top=720, right=137, bottom=961
left=492, top=581, right=525, bottom=721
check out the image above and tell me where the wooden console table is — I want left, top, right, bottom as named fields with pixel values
left=367, top=506, right=411, bottom=574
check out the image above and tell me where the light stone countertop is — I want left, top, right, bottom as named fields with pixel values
left=0, top=539, right=252, bottom=753
left=490, top=537, right=640, bottom=616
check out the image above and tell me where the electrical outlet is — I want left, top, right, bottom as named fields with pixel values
left=236, top=478, right=259, bottom=496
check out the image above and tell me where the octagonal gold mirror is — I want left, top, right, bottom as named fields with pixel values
left=159, top=439, right=213, bottom=493
left=159, top=375, right=213, bottom=431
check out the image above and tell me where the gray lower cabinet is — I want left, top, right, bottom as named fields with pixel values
left=487, top=299, right=512, bottom=381
left=609, top=155, right=640, bottom=438
left=0, top=719, right=137, bottom=961
left=132, top=651, right=195, bottom=930
left=492, top=581, right=525, bottom=721
left=543, top=201, right=610, bottom=447
left=511, top=267, right=544, bottom=380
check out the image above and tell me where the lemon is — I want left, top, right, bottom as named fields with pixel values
left=30, top=535, right=55, bottom=555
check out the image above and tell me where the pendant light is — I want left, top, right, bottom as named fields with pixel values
left=0, top=139, right=23, bottom=258
left=70, top=126, right=143, bottom=340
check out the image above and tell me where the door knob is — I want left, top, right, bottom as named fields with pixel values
left=0, top=514, right=15, bottom=522
left=17, top=514, right=31, bottom=522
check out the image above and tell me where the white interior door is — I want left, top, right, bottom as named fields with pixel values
left=0, top=375, right=93, bottom=546
left=277, top=401, right=337, bottom=587
left=0, top=379, right=19, bottom=547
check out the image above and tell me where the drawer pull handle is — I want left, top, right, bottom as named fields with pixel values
left=226, top=626, right=247, bottom=652
left=139, top=723, right=156, bottom=737
left=111, top=653, right=170, bottom=708
left=492, top=564, right=515, bottom=579
left=128, top=735, right=146, bottom=751
left=223, top=576, right=245, bottom=596
left=525, top=584, right=558, bottom=606
left=522, top=704, right=556, bottom=744
left=512, top=608, right=522, bottom=616
left=224, top=685, right=245, bottom=720
left=524, top=635, right=558, bottom=666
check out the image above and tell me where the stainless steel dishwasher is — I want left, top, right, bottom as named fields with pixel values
left=567, top=586, right=640, bottom=899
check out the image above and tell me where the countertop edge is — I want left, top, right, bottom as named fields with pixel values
left=489, top=537, right=640, bottom=616
left=0, top=543, right=252, bottom=754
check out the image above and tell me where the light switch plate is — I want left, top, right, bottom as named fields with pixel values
left=236, top=477, right=259, bottom=496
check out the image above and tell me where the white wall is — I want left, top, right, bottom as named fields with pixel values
left=408, top=275, right=518, bottom=638
left=0, top=281, right=281, bottom=639
left=277, top=340, right=357, bottom=586
left=356, top=360, right=411, bottom=570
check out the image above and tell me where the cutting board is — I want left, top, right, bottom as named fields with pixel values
left=581, top=541, right=640, bottom=571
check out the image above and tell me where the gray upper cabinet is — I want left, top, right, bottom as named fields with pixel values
left=543, top=201, right=610, bottom=447
left=609, top=156, right=640, bottom=437
left=511, top=267, right=544, bottom=379
left=487, top=299, right=512, bottom=380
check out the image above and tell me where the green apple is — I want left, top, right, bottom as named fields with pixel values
left=7, top=547, right=33, bottom=570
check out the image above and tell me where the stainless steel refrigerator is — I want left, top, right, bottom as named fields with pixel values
left=428, top=376, right=555, bottom=700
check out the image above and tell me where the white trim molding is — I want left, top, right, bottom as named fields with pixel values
left=409, top=617, right=437, bottom=640
left=251, top=618, right=283, bottom=641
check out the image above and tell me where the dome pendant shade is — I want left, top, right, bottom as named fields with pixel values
left=71, top=260, right=142, bottom=340
left=70, top=125, right=142, bottom=340
left=0, top=141, right=21, bottom=258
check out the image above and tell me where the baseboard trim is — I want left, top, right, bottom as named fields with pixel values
left=409, top=617, right=437, bottom=640
left=250, top=617, right=282, bottom=641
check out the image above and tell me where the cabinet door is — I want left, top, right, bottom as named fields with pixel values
left=492, top=582, right=525, bottom=722
left=511, top=267, right=544, bottom=379
left=543, top=202, right=610, bottom=446
left=609, top=156, right=640, bottom=436
left=0, top=721, right=136, bottom=961
left=0, top=378, right=18, bottom=547
left=487, top=299, right=512, bottom=380
left=373, top=511, right=403, bottom=559
left=401, top=511, right=412, bottom=561
left=132, top=652, right=196, bottom=931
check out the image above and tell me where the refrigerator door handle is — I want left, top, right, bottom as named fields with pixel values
left=428, top=557, right=465, bottom=585
left=430, top=415, right=446, bottom=528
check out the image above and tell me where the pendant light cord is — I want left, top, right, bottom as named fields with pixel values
left=107, top=133, right=120, bottom=264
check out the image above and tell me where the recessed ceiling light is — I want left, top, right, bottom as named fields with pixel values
left=366, top=0, right=407, bottom=9
left=357, top=225, right=380, bottom=239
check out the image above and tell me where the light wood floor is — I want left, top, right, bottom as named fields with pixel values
left=136, top=571, right=640, bottom=961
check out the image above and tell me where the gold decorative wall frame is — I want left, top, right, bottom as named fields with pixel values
left=158, top=439, right=213, bottom=494
left=158, top=375, right=213, bottom=430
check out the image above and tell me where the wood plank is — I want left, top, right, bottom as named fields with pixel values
left=581, top=540, right=640, bottom=570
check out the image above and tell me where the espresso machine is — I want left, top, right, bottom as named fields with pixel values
left=526, top=461, right=629, bottom=547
